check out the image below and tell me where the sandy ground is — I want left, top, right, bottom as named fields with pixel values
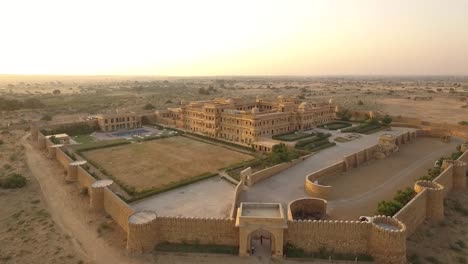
left=82, top=136, right=253, bottom=192
left=0, top=131, right=88, bottom=264
left=406, top=188, right=468, bottom=264
left=378, top=97, right=468, bottom=124
left=324, top=137, right=461, bottom=219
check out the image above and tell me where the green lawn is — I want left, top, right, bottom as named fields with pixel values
left=72, top=134, right=95, bottom=144
left=273, top=131, right=315, bottom=141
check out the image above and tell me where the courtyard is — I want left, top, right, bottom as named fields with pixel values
left=239, top=127, right=463, bottom=219
left=81, top=136, right=254, bottom=193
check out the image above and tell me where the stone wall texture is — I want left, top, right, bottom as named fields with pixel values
left=393, top=190, right=428, bottom=236
left=77, top=166, right=96, bottom=191
left=103, top=188, right=134, bottom=233
left=434, top=166, right=454, bottom=197
left=286, top=220, right=371, bottom=254
left=305, top=161, right=344, bottom=199
left=56, top=147, right=73, bottom=174
left=230, top=182, right=244, bottom=218
left=157, top=217, right=239, bottom=245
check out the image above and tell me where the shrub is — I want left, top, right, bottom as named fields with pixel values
left=143, top=103, right=155, bottom=110
left=394, top=187, right=416, bottom=205
left=377, top=200, right=402, bottom=216
left=0, top=139, right=3, bottom=145
left=269, top=143, right=300, bottom=165
left=357, top=100, right=364, bottom=105
left=0, top=173, right=27, bottom=189
left=41, top=114, right=53, bottom=121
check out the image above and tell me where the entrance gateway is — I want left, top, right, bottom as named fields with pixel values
left=235, top=203, right=287, bottom=257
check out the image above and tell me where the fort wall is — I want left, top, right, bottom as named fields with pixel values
left=103, top=188, right=134, bottom=233
left=55, top=147, right=73, bottom=174
left=394, top=148, right=467, bottom=237
left=285, top=220, right=371, bottom=254
left=76, top=166, right=96, bottom=191
left=393, top=190, right=427, bottom=236
left=434, top=165, right=454, bottom=197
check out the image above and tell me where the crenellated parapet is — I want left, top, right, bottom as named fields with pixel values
left=368, top=216, right=407, bottom=264
left=414, top=181, right=444, bottom=221
left=442, top=159, right=467, bottom=191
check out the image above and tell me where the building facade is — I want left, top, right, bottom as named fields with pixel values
left=156, top=96, right=336, bottom=145
left=96, top=113, right=142, bottom=132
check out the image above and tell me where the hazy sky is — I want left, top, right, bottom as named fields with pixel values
left=1, top=0, right=467, bottom=76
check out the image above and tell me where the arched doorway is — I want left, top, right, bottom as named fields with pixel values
left=248, top=229, right=274, bottom=257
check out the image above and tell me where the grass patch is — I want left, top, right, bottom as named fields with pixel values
left=126, top=172, right=218, bottom=203
left=294, top=132, right=336, bottom=152
left=0, top=173, right=27, bottom=189
left=272, top=131, right=315, bottom=141
left=73, top=139, right=130, bottom=152
left=155, top=242, right=237, bottom=255
left=72, top=134, right=96, bottom=144
left=284, top=243, right=373, bottom=261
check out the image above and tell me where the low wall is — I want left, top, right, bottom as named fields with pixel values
left=393, top=190, right=428, bottom=236
left=246, top=155, right=310, bottom=186
left=305, top=161, right=344, bottom=199
left=230, top=182, right=244, bottom=219
left=103, top=188, right=134, bottom=233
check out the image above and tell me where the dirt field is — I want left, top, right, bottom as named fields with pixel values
left=379, top=97, right=468, bottom=124
left=407, top=188, right=468, bottom=264
left=0, top=131, right=88, bottom=264
left=322, top=137, right=461, bottom=219
left=83, top=136, right=253, bottom=192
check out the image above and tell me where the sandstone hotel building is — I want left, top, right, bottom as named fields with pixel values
left=156, top=96, right=336, bottom=145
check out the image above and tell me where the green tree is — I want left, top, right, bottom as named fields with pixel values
left=143, top=103, right=155, bottom=110
left=380, top=115, right=392, bottom=125
left=269, top=143, right=299, bottom=165
left=336, top=108, right=352, bottom=121
left=377, top=200, right=402, bottom=216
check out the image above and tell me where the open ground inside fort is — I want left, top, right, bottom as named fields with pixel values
left=81, top=136, right=254, bottom=192
left=240, top=127, right=462, bottom=219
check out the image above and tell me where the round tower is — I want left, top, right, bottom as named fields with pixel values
left=127, top=211, right=158, bottom=253
left=67, top=160, right=87, bottom=182
left=89, top=180, right=113, bottom=211
left=414, top=181, right=444, bottom=221
left=48, top=144, right=64, bottom=159
left=369, top=216, right=406, bottom=264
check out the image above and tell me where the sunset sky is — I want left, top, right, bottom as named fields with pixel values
left=0, top=0, right=467, bottom=76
